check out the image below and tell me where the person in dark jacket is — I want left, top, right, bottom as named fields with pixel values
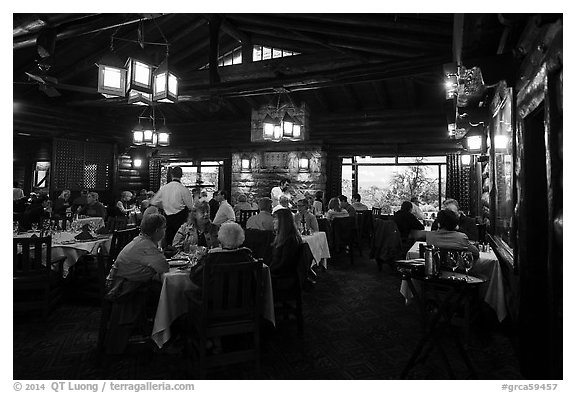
left=20, top=194, right=51, bottom=230
left=269, top=208, right=303, bottom=278
left=431, top=198, right=479, bottom=241
left=77, top=192, right=107, bottom=219
left=392, top=201, right=425, bottom=239
left=208, top=191, right=220, bottom=222
left=52, top=189, right=71, bottom=219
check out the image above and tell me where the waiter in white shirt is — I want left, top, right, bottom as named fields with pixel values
left=150, top=166, right=194, bottom=246
left=271, top=178, right=292, bottom=208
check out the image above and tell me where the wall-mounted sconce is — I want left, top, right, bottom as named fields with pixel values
left=465, top=123, right=486, bottom=154
left=460, top=154, right=471, bottom=166
left=298, top=156, right=309, bottom=171
left=494, top=134, right=509, bottom=151
left=133, top=158, right=143, bottom=168
left=241, top=157, right=251, bottom=171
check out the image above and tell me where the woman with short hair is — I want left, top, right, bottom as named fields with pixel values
left=112, top=191, right=136, bottom=217
left=189, top=222, right=255, bottom=287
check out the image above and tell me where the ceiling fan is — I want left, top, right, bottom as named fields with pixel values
left=21, top=71, right=62, bottom=97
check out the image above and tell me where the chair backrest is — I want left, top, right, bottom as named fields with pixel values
left=109, top=227, right=140, bottom=262
left=372, top=207, right=382, bottom=216
left=238, top=209, right=259, bottom=228
left=331, top=216, right=357, bottom=248
left=13, top=236, right=52, bottom=277
left=243, top=229, right=275, bottom=265
left=356, top=210, right=374, bottom=238
left=436, top=247, right=469, bottom=268
left=201, top=259, right=263, bottom=323
left=106, top=216, right=128, bottom=233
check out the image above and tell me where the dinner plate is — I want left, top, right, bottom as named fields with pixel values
left=169, top=259, right=189, bottom=267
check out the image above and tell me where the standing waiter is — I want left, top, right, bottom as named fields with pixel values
left=150, top=166, right=194, bottom=246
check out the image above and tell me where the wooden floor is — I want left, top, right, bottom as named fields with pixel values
left=13, top=243, right=525, bottom=380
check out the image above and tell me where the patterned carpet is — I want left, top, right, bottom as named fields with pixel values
left=13, top=245, right=525, bottom=380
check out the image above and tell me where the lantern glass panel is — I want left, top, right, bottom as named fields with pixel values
left=103, top=66, right=122, bottom=89
left=494, top=134, right=509, bottom=150
left=158, top=132, right=170, bottom=145
left=154, top=73, right=167, bottom=94
left=283, top=120, right=293, bottom=136
left=133, top=130, right=144, bottom=145
left=264, top=123, right=274, bottom=136
left=241, top=159, right=250, bottom=170
left=273, top=125, right=282, bottom=140
left=143, top=129, right=154, bottom=143
left=299, top=158, right=309, bottom=170
left=293, top=124, right=301, bottom=138
left=168, top=74, right=178, bottom=96
left=467, top=135, right=482, bottom=151
left=134, top=61, right=151, bottom=85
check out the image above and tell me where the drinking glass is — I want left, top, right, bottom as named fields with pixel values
left=462, top=251, right=474, bottom=281
left=447, top=251, right=458, bottom=275
left=31, top=223, right=38, bottom=233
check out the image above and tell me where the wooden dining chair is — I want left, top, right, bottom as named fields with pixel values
left=243, top=229, right=275, bottom=266
left=13, top=236, right=66, bottom=318
left=73, top=227, right=140, bottom=302
left=193, top=259, right=263, bottom=378
left=372, top=207, right=382, bottom=216
left=105, top=216, right=128, bottom=233
left=330, top=216, right=361, bottom=263
left=238, top=209, right=259, bottom=228
left=271, top=242, right=312, bottom=336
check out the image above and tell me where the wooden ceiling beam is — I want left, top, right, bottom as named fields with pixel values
left=340, top=85, right=362, bottom=111
left=371, top=81, right=387, bottom=106
left=270, top=14, right=454, bottom=36
left=237, top=24, right=418, bottom=58
left=227, top=14, right=451, bottom=50
left=314, top=89, right=331, bottom=112
left=177, top=55, right=448, bottom=101
left=13, top=14, right=169, bottom=50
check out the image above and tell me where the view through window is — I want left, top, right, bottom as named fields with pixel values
left=342, top=156, right=446, bottom=214
left=160, top=161, right=222, bottom=193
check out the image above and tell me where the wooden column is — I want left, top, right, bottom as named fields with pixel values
left=208, top=15, right=221, bottom=86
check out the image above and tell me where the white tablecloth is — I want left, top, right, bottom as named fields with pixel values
left=302, top=232, right=331, bottom=269
left=402, top=241, right=507, bottom=322
left=15, top=231, right=112, bottom=277
left=151, top=265, right=275, bottom=348
left=74, top=217, right=105, bottom=231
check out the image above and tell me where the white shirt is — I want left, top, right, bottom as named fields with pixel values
left=213, top=200, right=236, bottom=226
left=411, top=202, right=425, bottom=221
left=149, top=180, right=194, bottom=216
left=271, top=186, right=283, bottom=207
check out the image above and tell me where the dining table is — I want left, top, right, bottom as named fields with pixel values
left=151, top=264, right=275, bottom=349
left=302, top=231, right=331, bottom=269
left=74, top=216, right=105, bottom=231
left=401, top=241, right=507, bottom=322
left=14, top=229, right=112, bottom=277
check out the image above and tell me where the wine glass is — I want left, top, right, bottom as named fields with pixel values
left=447, top=251, right=458, bottom=277
left=462, top=251, right=474, bottom=281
